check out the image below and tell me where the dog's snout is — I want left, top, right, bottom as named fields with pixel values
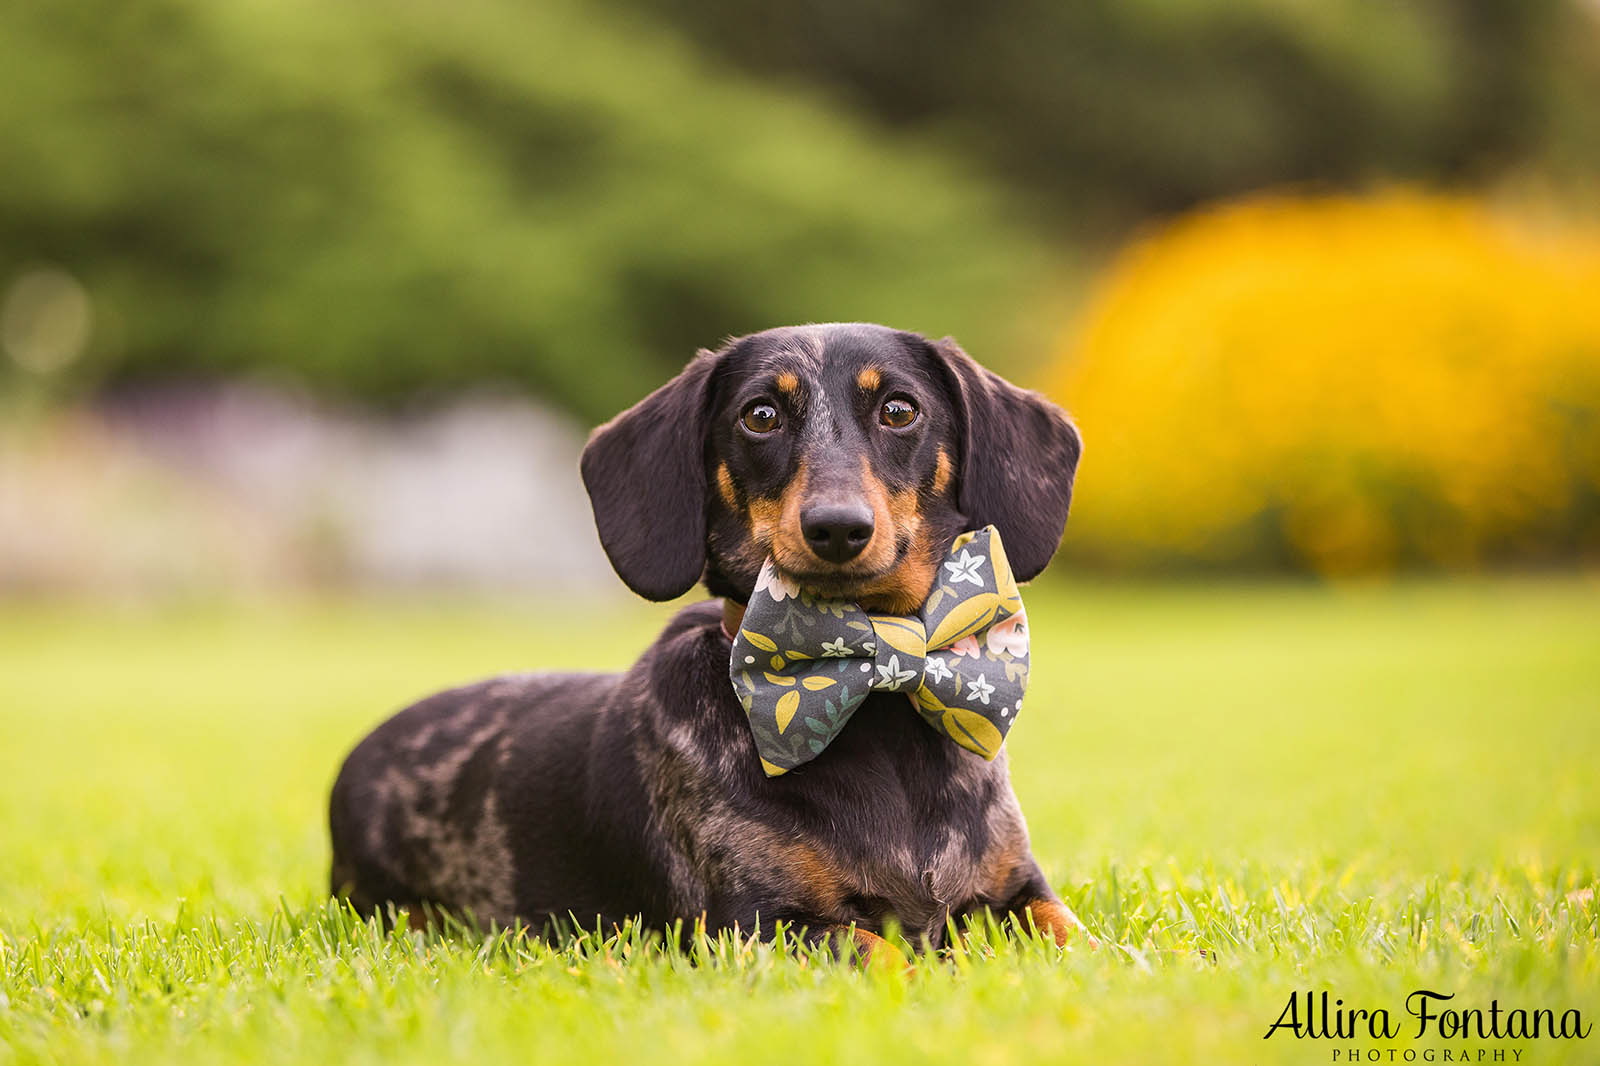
left=801, top=501, right=875, bottom=564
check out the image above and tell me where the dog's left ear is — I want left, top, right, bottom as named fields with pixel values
left=581, top=349, right=720, bottom=600
left=928, top=336, right=1082, bottom=582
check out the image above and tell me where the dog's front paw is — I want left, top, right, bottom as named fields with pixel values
left=830, top=926, right=911, bottom=971
left=1019, top=899, right=1098, bottom=950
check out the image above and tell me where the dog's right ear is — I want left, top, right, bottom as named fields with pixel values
left=580, top=349, right=720, bottom=601
left=927, top=336, right=1082, bottom=583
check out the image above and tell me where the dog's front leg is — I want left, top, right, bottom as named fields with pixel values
left=711, top=896, right=910, bottom=968
left=816, top=925, right=910, bottom=969
left=1000, top=861, right=1093, bottom=948
left=1009, top=897, right=1090, bottom=947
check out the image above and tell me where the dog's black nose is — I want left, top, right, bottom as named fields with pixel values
left=801, top=502, right=875, bottom=564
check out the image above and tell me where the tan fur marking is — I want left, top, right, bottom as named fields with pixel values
left=716, top=463, right=739, bottom=508
left=887, top=486, right=922, bottom=534
left=758, top=455, right=943, bottom=614
left=847, top=928, right=909, bottom=969
left=775, top=371, right=800, bottom=395
left=850, top=464, right=936, bottom=614
left=975, top=831, right=1030, bottom=904
left=750, top=464, right=813, bottom=573
left=1021, top=899, right=1088, bottom=947
left=856, top=366, right=882, bottom=392
left=747, top=495, right=782, bottom=543
left=780, top=842, right=849, bottom=914
left=723, top=830, right=850, bottom=918
left=848, top=458, right=900, bottom=575
left=853, top=545, right=938, bottom=615
left=932, top=448, right=953, bottom=496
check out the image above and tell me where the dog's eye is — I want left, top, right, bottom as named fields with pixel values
left=880, top=396, right=918, bottom=429
left=741, top=402, right=781, bottom=434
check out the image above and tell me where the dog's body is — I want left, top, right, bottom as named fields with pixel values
left=329, top=324, right=1084, bottom=952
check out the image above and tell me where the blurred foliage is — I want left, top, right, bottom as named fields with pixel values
left=626, top=0, right=1600, bottom=226
left=0, top=0, right=1056, bottom=420
left=1052, top=191, right=1600, bottom=575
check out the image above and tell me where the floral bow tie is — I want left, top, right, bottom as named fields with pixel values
left=729, top=526, right=1029, bottom=776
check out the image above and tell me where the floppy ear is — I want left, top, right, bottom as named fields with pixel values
left=929, top=337, right=1082, bottom=582
left=581, top=349, right=719, bottom=600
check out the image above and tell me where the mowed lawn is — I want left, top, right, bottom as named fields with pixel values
left=2, top=578, right=1597, bottom=1065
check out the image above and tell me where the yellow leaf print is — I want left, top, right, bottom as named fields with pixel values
left=775, top=690, right=801, bottom=733
left=926, top=593, right=1001, bottom=649
left=987, top=528, right=1019, bottom=601
left=740, top=630, right=778, bottom=652
left=867, top=615, right=928, bottom=656
left=763, top=672, right=796, bottom=687
left=770, top=654, right=785, bottom=670
left=801, top=676, right=837, bottom=691
left=941, top=707, right=1003, bottom=759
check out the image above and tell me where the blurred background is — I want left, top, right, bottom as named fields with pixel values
left=3, top=0, right=1599, bottom=594
left=4, top=17, right=1598, bottom=1059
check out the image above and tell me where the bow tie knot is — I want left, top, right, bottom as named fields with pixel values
left=730, top=526, right=1030, bottom=776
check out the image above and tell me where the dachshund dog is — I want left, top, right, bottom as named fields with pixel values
left=328, top=324, right=1084, bottom=958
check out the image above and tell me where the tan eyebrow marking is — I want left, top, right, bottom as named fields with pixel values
left=775, top=371, right=800, bottom=395
left=856, top=366, right=882, bottom=392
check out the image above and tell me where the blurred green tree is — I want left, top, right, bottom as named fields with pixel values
left=622, top=0, right=1600, bottom=228
left=0, top=0, right=1056, bottom=418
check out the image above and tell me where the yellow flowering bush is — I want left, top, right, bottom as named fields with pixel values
left=1051, top=192, right=1600, bottom=575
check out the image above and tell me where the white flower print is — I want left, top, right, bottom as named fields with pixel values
left=874, top=655, right=917, bottom=690
left=819, top=637, right=853, bottom=658
left=984, top=609, right=1029, bottom=658
left=948, top=634, right=981, bottom=658
left=923, top=656, right=953, bottom=684
left=965, top=673, right=995, bottom=705
left=943, top=549, right=986, bottom=586
left=754, top=564, right=800, bottom=602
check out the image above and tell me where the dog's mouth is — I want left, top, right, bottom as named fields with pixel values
left=773, top=566, right=887, bottom=602
left=765, top=537, right=935, bottom=613
left=769, top=532, right=904, bottom=586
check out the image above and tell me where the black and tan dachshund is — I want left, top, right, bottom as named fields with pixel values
left=328, top=323, right=1085, bottom=959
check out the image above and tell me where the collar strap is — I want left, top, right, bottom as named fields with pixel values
left=720, top=599, right=746, bottom=641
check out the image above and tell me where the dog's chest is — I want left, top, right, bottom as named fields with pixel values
left=720, top=747, right=1028, bottom=940
left=651, top=636, right=1030, bottom=938
left=825, top=815, right=1001, bottom=937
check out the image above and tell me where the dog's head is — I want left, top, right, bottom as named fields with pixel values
left=581, top=324, right=1081, bottom=612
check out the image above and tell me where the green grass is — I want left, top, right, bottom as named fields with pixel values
left=2, top=578, right=1598, bottom=1064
